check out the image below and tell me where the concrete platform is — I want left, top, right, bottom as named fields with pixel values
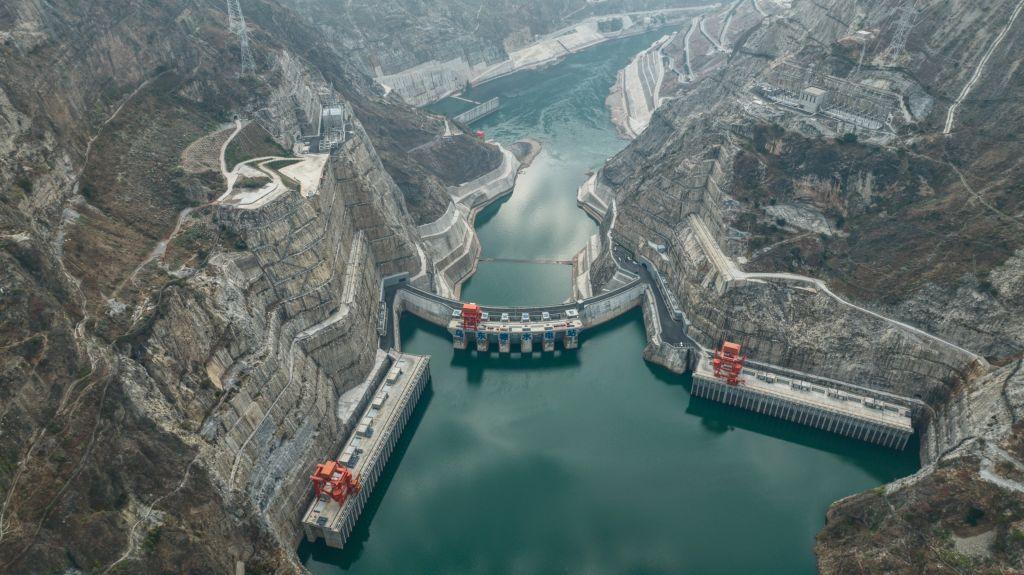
left=302, top=353, right=431, bottom=548
left=691, top=356, right=913, bottom=449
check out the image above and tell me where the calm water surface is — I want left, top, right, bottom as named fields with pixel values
left=300, top=31, right=919, bottom=575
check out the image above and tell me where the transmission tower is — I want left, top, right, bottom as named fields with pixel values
left=881, top=0, right=916, bottom=66
left=227, top=0, right=256, bottom=74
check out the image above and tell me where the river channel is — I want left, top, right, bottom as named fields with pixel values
left=300, top=30, right=919, bottom=575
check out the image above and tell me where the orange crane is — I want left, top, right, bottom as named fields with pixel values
left=311, top=461, right=362, bottom=505
left=462, top=303, right=482, bottom=332
left=713, top=341, right=746, bottom=386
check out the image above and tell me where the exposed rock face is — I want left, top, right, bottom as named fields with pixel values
left=325, top=122, right=424, bottom=278
left=2, top=0, right=1022, bottom=573
left=600, top=0, right=1024, bottom=387
left=816, top=360, right=1024, bottom=574
left=0, top=0, right=499, bottom=572
left=283, top=0, right=588, bottom=77
left=595, top=0, right=1024, bottom=572
left=286, top=0, right=708, bottom=106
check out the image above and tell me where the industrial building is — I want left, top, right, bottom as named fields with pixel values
left=796, top=86, right=828, bottom=114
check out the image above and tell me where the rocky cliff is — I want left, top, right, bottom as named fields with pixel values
left=816, top=360, right=1024, bottom=573
left=596, top=0, right=1024, bottom=571
left=0, top=0, right=500, bottom=572
left=283, top=0, right=700, bottom=77
left=605, top=0, right=1024, bottom=364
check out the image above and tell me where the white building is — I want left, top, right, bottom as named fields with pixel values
left=797, top=86, right=828, bottom=114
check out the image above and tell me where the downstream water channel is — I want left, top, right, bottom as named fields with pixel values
left=301, top=31, right=919, bottom=574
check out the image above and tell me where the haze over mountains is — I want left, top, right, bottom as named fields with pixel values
left=0, top=1, right=1022, bottom=573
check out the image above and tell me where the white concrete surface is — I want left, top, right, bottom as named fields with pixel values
left=281, top=154, right=330, bottom=197
left=613, top=34, right=672, bottom=138
left=694, top=357, right=914, bottom=430
left=302, top=354, right=430, bottom=549
left=449, top=143, right=520, bottom=207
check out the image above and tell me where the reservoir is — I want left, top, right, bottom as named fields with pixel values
left=300, top=31, right=919, bottom=574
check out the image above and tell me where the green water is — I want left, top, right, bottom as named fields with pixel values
left=301, top=31, right=919, bottom=575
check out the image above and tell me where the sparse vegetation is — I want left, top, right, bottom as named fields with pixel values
left=265, top=159, right=301, bottom=171
left=224, top=123, right=290, bottom=171
left=141, top=526, right=162, bottom=554
left=15, top=176, right=32, bottom=195
left=234, top=175, right=270, bottom=189
left=817, top=459, right=1024, bottom=574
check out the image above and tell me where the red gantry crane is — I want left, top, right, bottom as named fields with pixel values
left=713, top=341, right=746, bottom=386
left=462, top=302, right=482, bottom=332
left=311, top=461, right=362, bottom=505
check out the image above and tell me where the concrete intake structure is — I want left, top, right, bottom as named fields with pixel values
left=451, top=308, right=582, bottom=353
left=690, top=352, right=914, bottom=449
left=302, top=353, right=431, bottom=548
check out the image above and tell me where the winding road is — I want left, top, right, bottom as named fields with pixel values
left=944, top=0, right=1024, bottom=134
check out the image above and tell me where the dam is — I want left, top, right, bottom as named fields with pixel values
left=300, top=29, right=919, bottom=575
left=384, top=277, right=915, bottom=451
left=392, top=278, right=653, bottom=352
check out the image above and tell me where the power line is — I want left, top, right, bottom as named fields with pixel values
left=227, top=0, right=256, bottom=74
left=881, top=0, right=916, bottom=66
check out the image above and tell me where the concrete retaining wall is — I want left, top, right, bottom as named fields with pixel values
left=640, top=284, right=695, bottom=373
left=449, top=144, right=520, bottom=209
left=394, top=287, right=457, bottom=328
left=581, top=282, right=645, bottom=328
left=454, top=97, right=500, bottom=124
left=417, top=201, right=480, bottom=297
left=416, top=201, right=462, bottom=238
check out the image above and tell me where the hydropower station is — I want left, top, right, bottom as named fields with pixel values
left=298, top=27, right=925, bottom=570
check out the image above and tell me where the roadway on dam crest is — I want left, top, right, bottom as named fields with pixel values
left=379, top=241, right=693, bottom=353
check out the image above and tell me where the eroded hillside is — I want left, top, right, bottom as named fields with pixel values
left=592, top=0, right=1024, bottom=571
left=0, top=0, right=499, bottom=572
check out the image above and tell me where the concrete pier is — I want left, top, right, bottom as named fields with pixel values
left=453, top=97, right=500, bottom=125
left=521, top=331, right=534, bottom=353
left=302, top=353, right=431, bottom=548
left=690, top=356, right=914, bottom=449
left=498, top=326, right=511, bottom=353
